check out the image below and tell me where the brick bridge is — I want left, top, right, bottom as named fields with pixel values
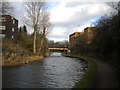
left=48, top=47, right=68, bottom=52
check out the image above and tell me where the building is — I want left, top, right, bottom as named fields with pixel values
left=0, top=15, right=18, bottom=38
left=69, top=32, right=84, bottom=44
left=84, top=27, right=95, bottom=44
left=69, top=27, right=95, bottom=44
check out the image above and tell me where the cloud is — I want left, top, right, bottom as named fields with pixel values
left=11, top=1, right=117, bottom=42
left=48, top=2, right=116, bottom=42
left=12, top=2, right=25, bottom=27
left=48, top=27, right=67, bottom=38
left=50, top=3, right=114, bottom=26
left=48, top=23, right=91, bottom=42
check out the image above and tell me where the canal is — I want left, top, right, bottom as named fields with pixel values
left=2, top=53, right=87, bottom=88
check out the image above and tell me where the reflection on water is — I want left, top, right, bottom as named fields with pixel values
left=2, top=53, right=87, bottom=88
left=50, top=52, right=61, bottom=56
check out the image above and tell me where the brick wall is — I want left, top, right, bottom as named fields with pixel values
left=0, top=15, right=18, bottom=39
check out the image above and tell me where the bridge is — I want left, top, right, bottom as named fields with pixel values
left=48, top=47, right=68, bottom=52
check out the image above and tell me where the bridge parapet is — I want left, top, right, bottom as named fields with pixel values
left=48, top=47, right=68, bottom=52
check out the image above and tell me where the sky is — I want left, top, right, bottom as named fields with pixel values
left=10, top=0, right=118, bottom=42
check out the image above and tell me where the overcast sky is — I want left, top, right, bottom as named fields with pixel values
left=11, top=0, right=117, bottom=42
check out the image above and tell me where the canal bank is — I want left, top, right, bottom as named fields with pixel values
left=2, top=38, right=50, bottom=67
left=2, top=54, right=50, bottom=67
left=63, top=53, right=119, bottom=88
left=62, top=53, right=97, bottom=88
left=2, top=55, right=43, bottom=67
left=91, top=58, right=119, bottom=88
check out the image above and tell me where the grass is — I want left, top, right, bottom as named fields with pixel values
left=62, top=53, right=97, bottom=88
left=2, top=56, right=44, bottom=67
left=2, top=39, right=49, bottom=67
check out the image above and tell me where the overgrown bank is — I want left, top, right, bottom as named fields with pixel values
left=62, top=53, right=97, bottom=88
left=2, top=38, right=49, bottom=67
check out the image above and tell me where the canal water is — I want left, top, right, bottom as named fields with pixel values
left=2, top=53, right=87, bottom=88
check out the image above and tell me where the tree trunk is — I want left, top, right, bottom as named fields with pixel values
left=39, top=27, right=46, bottom=55
left=33, top=25, right=37, bottom=54
left=39, top=37, right=44, bottom=55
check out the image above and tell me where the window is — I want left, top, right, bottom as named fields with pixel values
left=12, top=28, right=14, bottom=32
left=0, top=34, right=5, bottom=38
left=13, top=20, right=15, bottom=24
left=0, top=17, right=6, bottom=22
left=12, top=35, right=14, bottom=39
left=0, top=26, right=6, bottom=30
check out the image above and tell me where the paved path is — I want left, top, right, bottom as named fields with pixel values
left=91, top=58, right=119, bottom=88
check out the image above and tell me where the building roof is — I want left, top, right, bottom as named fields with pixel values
left=84, top=27, right=95, bottom=30
left=0, top=15, right=18, bottom=21
left=69, top=32, right=84, bottom=37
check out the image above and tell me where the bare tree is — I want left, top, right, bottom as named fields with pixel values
left=0, top=1, right=14, bottom=15
left=24, top=1, right=45, bottom=54
left=111, top=2, right=120, bottom=12
left=38, top=10, right=52, bottom=55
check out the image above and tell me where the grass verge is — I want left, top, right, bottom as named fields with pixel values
left=2, top=53, right=50, bottom=67
left=62, top=53, right=97, bottom=88
left=2, top=56, right=44, bottom=67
